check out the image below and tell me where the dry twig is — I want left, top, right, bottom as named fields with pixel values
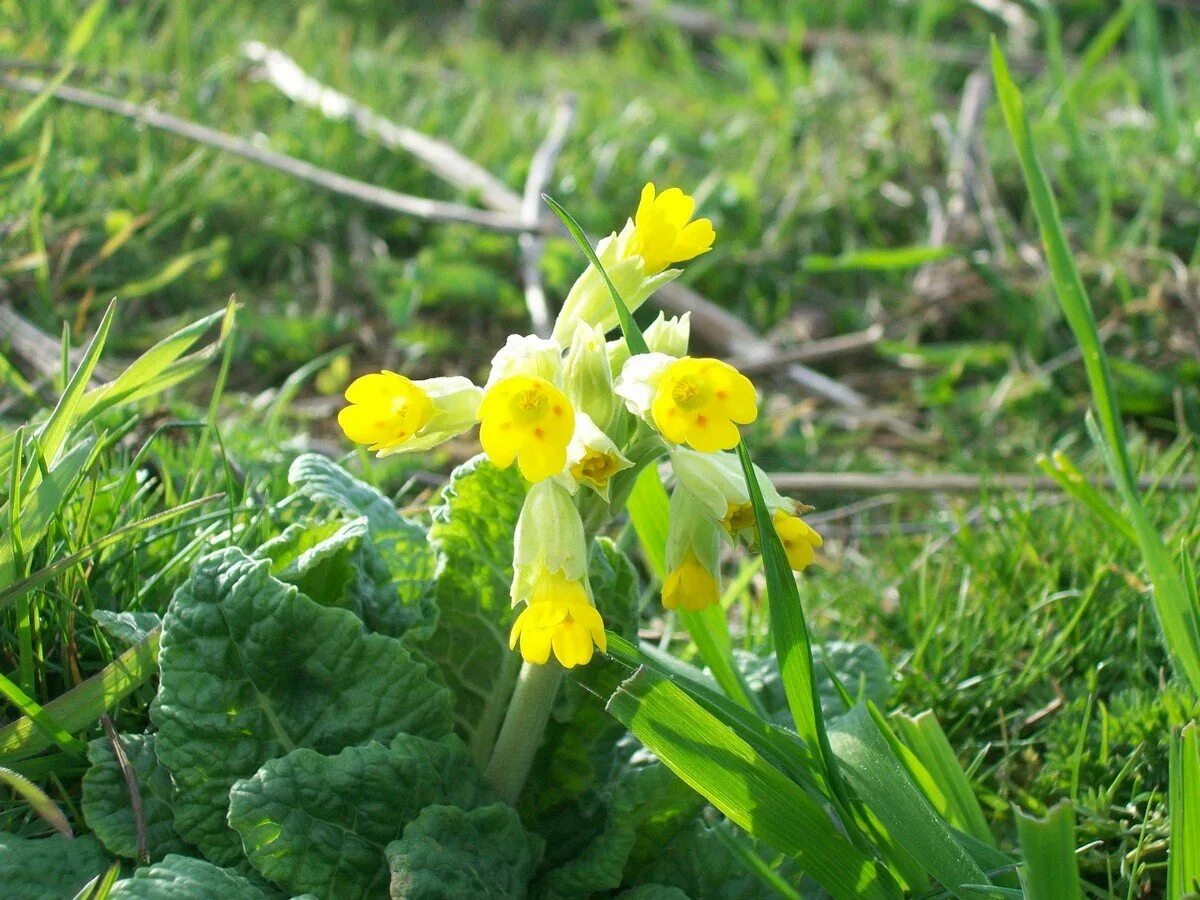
left=100, top=714, right=149, bottom=865
left=768, top=470, right=1198, bottom=494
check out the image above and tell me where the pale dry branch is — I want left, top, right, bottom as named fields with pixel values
left=768, top=470, right=1198, bottom=494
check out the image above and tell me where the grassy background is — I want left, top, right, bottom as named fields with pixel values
left=2, top=0, right=1199, bottom=895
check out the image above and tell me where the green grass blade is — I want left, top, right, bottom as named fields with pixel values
left=0, top=670, right=87, bottom=757
left=1014, top=803, right=1083, bottom=900
left=1169, top=722, right=1200, bottom=898
left=893, top=710, right=994, bottom=847
left=0, top=627, right=161, bottom=762
left=0, top=765, right=74, bottom=836
left=604, top=665, right=896, bottom=899
left=991, top=39, right=1200, bottom=696
left=1037, top=451, right=1138, bottom=546
left=625, top=466, right=759, bottom=711
left=542, top=193, right=649, bottom=355
left=830, top=704, right=990, bottom=897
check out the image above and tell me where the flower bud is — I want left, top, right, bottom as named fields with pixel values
left=772, top=510, right=823, bottom=572
left=644, top=311, right=691, bottom=358
left=562, top=323, right=617, bottom=430
left=662, top=486, right=722, bottom=611
left=486, top=334, right=564, bottom=388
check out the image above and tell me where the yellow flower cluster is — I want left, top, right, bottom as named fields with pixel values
left=338, top=183, right=820, bottom=669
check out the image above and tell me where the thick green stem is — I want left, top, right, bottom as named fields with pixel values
left=484, top=660, right=564, bottom=805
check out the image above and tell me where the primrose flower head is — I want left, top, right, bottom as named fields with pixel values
left=338, top=372, right=482, bottom=456
left=478, top=374, right=575, bottom=483
left=562, top=413, right=632, bottom=501
left=509, top=570, right=606, bottom=668
left=631, top=183, right=716, bottom=276
left=772, top=510, right=823, bottom=572
left=662, top=486, right=722, bottom=612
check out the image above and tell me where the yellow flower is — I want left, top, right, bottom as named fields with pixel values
left=662, top=550, right=720, bottom=612
left=478, top=375, right=575, bottom=482
left=338, top=372, right=481, bottom=456
left=651, top=357, right=757, bottom=452
left=773, top=511, right=823, bottom=572
left=562, top=413, right=632, bottom=501
left=721, top=502, right=756, bottom=536
left=508, top=571, right=607, bottom=668
left=631, top=183, right=715, bottom=275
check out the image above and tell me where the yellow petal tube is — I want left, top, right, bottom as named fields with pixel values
left=508, top=571, right=607, bottom=668
left=662, top=550, right=720, bottom=612
left=338, top=371, right=434, bottom=453
left=478, top=375, right=576, bottom=482
left=651, top=357, right=758, bottom=453
left=631, top=183, right=716, bottom=275
left=772, top=511, right=824, bottom=572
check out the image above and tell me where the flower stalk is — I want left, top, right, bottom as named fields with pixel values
left=483, top=659, right=564, bottom=804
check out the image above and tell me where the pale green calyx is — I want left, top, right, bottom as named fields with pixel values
left=563, top=322, right=617, bottom=430
left=644, top=311, right=691, bottom=358
left=510, top=479, right=589, bottom=606
left=669, top=446, right=792, bottom=532
left=486, top=334, right=565, bottom=388
left=550, top=221, right=681, bottom=346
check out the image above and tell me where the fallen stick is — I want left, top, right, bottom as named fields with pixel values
left=0, top=74, right=543, bottom=236
left=237, top=44, right=873, bottom=410
left=768, top=471, right=1198, bottom=494
left=519, top=94, right=576, bottom=338
left=732, top=324, right=884, bottom=375
left=0, top=300, right=116, bottom=385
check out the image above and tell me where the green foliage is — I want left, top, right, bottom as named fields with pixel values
left=1015, top=803, right=1082, bottom=900
left=82, top=733, right=188, bottom=862
left=229, top=736, right=489, bottom=898
left=386, top=803, right=542, bottom=899
left=108, top=854, right=271, bottom=899
left=151, top=548, right=453, bottom=863
left=0, top=832, right=110, bottom=899
left=425, top=456, right=527, bottom=763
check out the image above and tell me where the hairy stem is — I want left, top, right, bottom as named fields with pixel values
left=484, top=660, right=564, bottom=805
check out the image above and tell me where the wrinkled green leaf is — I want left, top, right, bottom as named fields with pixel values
left=387, top=803, right=542, bottom=899
left=0, top=832, right=110, bottom=899
left=737, top=642, right=890, bottom=724
left=542, top=762, right=702, bottom=896
left=634, top=821, right=782, bottom=900
left=255, top=518, right=365, bottom=616
left=108, top=854, right=269, bottom=899
left=426, top=456, right=527, bottom=764
left=288, top=454, right=438, bottom=639
left=92, top=611, right=163, bottom=647
left=82, top=733, right=188, bottom=861
left=151, top=548, right=453, bottom=864
left=229, top=735, right=490, bottom=898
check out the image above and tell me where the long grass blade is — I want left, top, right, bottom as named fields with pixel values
left=1014, top=803, right=1083, bottom=900
left=1169, top=722, right=1200, bottom=898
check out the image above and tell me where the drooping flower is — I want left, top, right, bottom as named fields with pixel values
left=630, top=183, right=715, bottom=275
left=509, top=481, right=606, bottom=668
left=670, top=447, right=791, bottom=540
left=662, top=486, right=722, bottom=612
left=772, top=511, right=823, bottom=572
left=338, top=372, right=481, bottom=456
left=651, top=357, right=757, bottom=453
left=478, top=376, right=575, bottom=482
left=562, top=414, right=632, bottom=501
left=509, top=570, right=607, bottom=668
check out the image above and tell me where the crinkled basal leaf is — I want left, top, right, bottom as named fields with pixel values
left=93, top=610, right=163, bottom=646
left=151, top=548, right=453, bottom=865
left=522, top=538, right=642, bottom=833
left=542, top=762, right=702, bottom=896
left=109, top=853, right=270, bottom=899
left=736, top=641, right=891, bottom=724
left=82, top=733, right=188, bottom=861
left=228, top=735, right=490, bottom=899
left=0, top=832, right=110, bottom=899
left=426, top=456, right=527, bottom=763
left=634, top=821, right=778, bottom=900
left=616, top=886, right=690, bottom=900
left=254, top=518, right=365, bottom=616
left=288, top=453, right=438, bottom=640
left=387, top=803, right=542, bottom=899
